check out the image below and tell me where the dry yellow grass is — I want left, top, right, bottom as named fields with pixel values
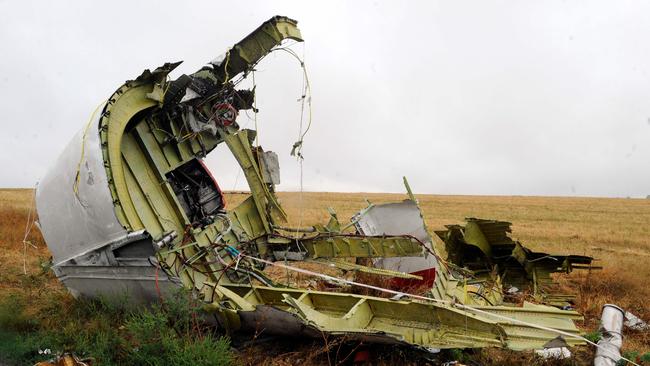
left=0, top=189, right=51, bottom=294
left=1, top=189, right=649, bottom=361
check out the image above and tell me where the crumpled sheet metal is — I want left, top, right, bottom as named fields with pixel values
left=625, top=311, right=650, bottom=331
left=354, top=200, right=438, bottom=276
left=436, top=217, right=595, bottom=306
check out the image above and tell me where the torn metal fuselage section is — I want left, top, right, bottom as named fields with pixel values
left=435, top=218, right=598, bottom=307
left=36, top=16, right=591, bottom=353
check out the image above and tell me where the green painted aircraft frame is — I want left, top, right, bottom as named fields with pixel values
left=93, top=16, right=587, bottom=352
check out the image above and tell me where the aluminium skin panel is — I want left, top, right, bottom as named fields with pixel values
left=36, top=108, right=128, bottom=266
left=34, top=108, right=180, bottom=303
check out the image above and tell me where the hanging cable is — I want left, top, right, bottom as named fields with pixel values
left=271, top=46, right=313, bottom=161
left=73, top=100, right=106, bottom=205
left=280, top=43, right=313, bottom=284
left=221, top=50, right=231, bottom=86
left=22, top=183, right=38, bottom=275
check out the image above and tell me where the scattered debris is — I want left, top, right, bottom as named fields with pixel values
left=535, top=336, right=571, bottom=359
left=34, top=15, right=605, bottom=357
left=535, top=347, right=571, bottom=360
left=625, top=311, right=650, bottom=331
left=507, top=286, right=520, bottom=294
left=34, top=353, right=92, bottom=366
left=435, top=218, right=599, bottom=307
left=594, top=304, right=625, bottom=366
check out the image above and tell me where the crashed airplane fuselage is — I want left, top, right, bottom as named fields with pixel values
left=36, top=16, right=594, bottom=352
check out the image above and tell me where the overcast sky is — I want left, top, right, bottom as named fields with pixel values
left=1, top=1, right=649, bottom=197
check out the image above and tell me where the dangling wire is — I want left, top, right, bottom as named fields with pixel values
left=22, top=183, right=38, bottom=275
left=73, top=100, right=105, bottom=206
left=231, top=161, right=243, bottom=192
left=252, top=43, right=313, bottom=285
left=273, top=46, right=312, bottom=161
left=221, top=50, right=231, bottom=86
left=252, top=70, right=260, bottom=149
left=291, top=44, right=312, bottom=285
left=296, top=45, right=311, bottom=237
left=224, top=43, right=314, bottom=285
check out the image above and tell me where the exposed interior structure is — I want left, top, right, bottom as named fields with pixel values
left=35, top=16, right=598, bottom=353
left=436, top=218, right=598, bottom=307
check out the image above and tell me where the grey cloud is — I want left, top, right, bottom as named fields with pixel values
left=1, top=0, right=648, bottom=197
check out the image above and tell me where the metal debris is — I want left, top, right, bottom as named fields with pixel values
left=435, top=218, right=599, bottom=307
left=535, top=336, right=571, bottom=359
left=34, top=15, right=599, bottom=355
left=625, top=311, right=650, bottom=331
left=594, top=304, right=625, bottom=366
left=535, top=347, right=571, bottom=360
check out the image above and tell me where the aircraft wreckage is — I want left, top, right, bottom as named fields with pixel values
left=36, top=16, right=599, bottom=353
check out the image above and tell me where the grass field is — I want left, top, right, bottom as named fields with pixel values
left=1, top=188, right=649, bottom=364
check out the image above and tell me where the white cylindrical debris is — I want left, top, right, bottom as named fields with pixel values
left=594, top=304, right=625, bottom=366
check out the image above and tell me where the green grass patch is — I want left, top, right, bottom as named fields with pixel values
left=0, top=290, right=233, bottom=366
